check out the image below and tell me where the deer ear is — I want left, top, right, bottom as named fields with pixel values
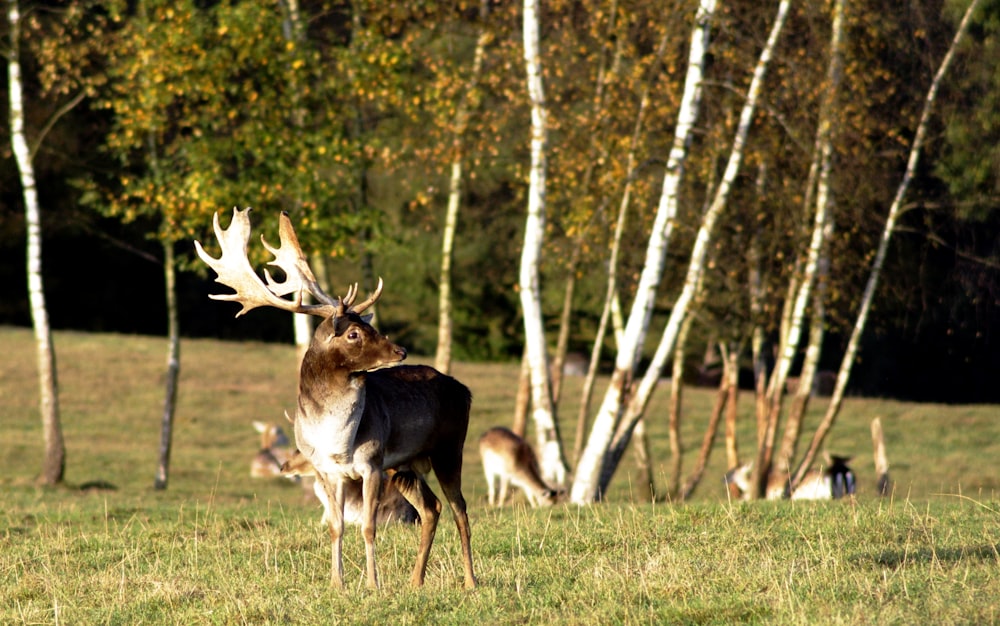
left=361, top=313, right=374, bottom=324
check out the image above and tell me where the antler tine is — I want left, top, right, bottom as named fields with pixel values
left=349, top=277, right=384, bottom=315
left=261, top=212, right=339, bottom=308
left=194, top=207, right=336, bottom=318
left=333, top=283, right=358, bottom=317
left=343, top=283, right=359, bottom=308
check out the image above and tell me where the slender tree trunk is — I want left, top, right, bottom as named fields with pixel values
left=666, top=313, right=694, bottom=499
left=8, top=0, right=64, bottom=485
left=793, top=0, right=982, bottom=488
left=573, top=251, right=618, bottom=464
left=551, top=0, right=622, bottom=404
left=276, top=0, right=316, bottom=361
left=632, top=418, right=656, bottom=501
left=871, top=417, right=891, bottom=496
left=778, top=269, right=829, bottom=471
left=587, top=0, right=789, bottom=500
left=550, top=266, right=575, bottom=404
left=571, top=0, right=717, bottom=503
left=763, top=0, right=846, bottom=487
left=436, top=157, right=461, bottom=375
left=436, top=1, right=490, bottom=375
left=520, top=0, right=568, bottom=485
left=155, top=240, right=181, bottom=490
left=571, top=10, right=656, bottom=466
left=680, top=343, right=730, bottom=501
left=136, top=0, right=182, bottom=489
left=512, top=348, right=530, bottom=437
left=723, top=344, right=741, bottom=499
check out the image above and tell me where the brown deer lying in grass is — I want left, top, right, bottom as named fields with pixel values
left=724, top=455, right=856, bottom=501
left=250, top=421, right=419, bottom=525
left=479, top=427, right=562, bottom=507
left=250, top=420, right=295, bottom=478
left=196, top=208, right=476, bottom=590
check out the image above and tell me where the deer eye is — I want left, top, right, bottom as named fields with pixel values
left=347, top=329, right=360, bottom=341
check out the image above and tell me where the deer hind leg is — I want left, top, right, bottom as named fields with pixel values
left=432, top=456, right=477, bottom=590
left=317, top=474, right=346, bottom=588
left=497, top=475, right=510, bottom=507
left=388, top=470, right=441, bottom=587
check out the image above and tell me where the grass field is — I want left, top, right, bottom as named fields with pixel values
left=2, top=326, right=999, bottom=624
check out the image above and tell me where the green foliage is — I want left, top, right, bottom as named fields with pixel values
left=936, top=0, right=1000, bottom=221
left=5, top=1, right=999, bottom=389
left=2, top=330, right=1000, bottom=623
left=82, top=0, right=424, bottom=264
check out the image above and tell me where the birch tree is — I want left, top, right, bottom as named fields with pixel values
left=570, top=3, right=677, bottom=472
left=571, top=0, right=720, bottom=503
left=7, top=0, right=65, bottom=485
left=595, top=0, right=792, bottom=500
left=574, top=0, right=793, bottom=501
left=759, top=0, right=847, bottom=494
left=278, top=0, right=315, bottom=363
left=435, top=0, right=490, bottom=375
left=792, top=0, right=983, bottom=488
left=519, top=0, right=568, bottom=485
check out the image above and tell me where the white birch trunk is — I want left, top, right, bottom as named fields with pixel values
left=436, top=3, right=489, bottom=375
left=8, top=0, right=64, bottom=485
left=792, top=0, right=982, bottom=487
left=571, top=0, right=719, bottom=503
left=761, top=0, right=845, bottom=484
left=586, top=0, right=791, bottom=498
left=154, top=240, right=180, bottom=490
left=435, top=158, right=461, bottom=374
left=520, top=0, right=567, bottom=485
left=277, top=0, right=315, bottom=363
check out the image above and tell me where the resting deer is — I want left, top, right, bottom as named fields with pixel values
left=724, top=455, right=856, bottom=501
left=250, top=420, right=295, bottom=478
left=196, top=208, right=476, bottom=590
left=250, top=422, right=420, bottom=525
left=479, top=427, right=561, bottom=507
left=280, top=448, right=420, bottom=525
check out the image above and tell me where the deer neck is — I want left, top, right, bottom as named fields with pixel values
left=296, top=360, right=369, bottom=472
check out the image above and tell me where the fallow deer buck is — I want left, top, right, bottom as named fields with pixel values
left=250, top=422, right=420, bottom=525
left=479, top=427, right=562, bottom=507
left=195, top=207, right=476, bottom=590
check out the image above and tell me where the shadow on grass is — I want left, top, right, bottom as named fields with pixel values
left=855, top=544, right=1000, bottom=568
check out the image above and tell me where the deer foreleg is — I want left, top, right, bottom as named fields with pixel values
left=360, top=466, right=382, bottom=590
left=319, top=475, right=346, bottom=588
left=485, top=472, right=497, bottom=507
left=389, top=470, right=441, bottom=587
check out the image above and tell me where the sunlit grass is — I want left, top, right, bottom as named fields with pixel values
left=2, top=327, right=999, bottom=623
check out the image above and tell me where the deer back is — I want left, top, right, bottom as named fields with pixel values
left=361, top=365, right=473, bottom=470
left=479, top=426, right=556, bottom=502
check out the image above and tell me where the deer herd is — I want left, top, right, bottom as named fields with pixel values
left=199, top=208, right=888, bottom=592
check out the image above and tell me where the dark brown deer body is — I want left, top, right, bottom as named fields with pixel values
left=195, top=208, right=476, bottom=590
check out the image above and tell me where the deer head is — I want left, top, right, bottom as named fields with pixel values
left=194, top=207, right=406, bottom=375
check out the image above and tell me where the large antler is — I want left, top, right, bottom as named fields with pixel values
left=194, top=207, right=383, bottom=318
